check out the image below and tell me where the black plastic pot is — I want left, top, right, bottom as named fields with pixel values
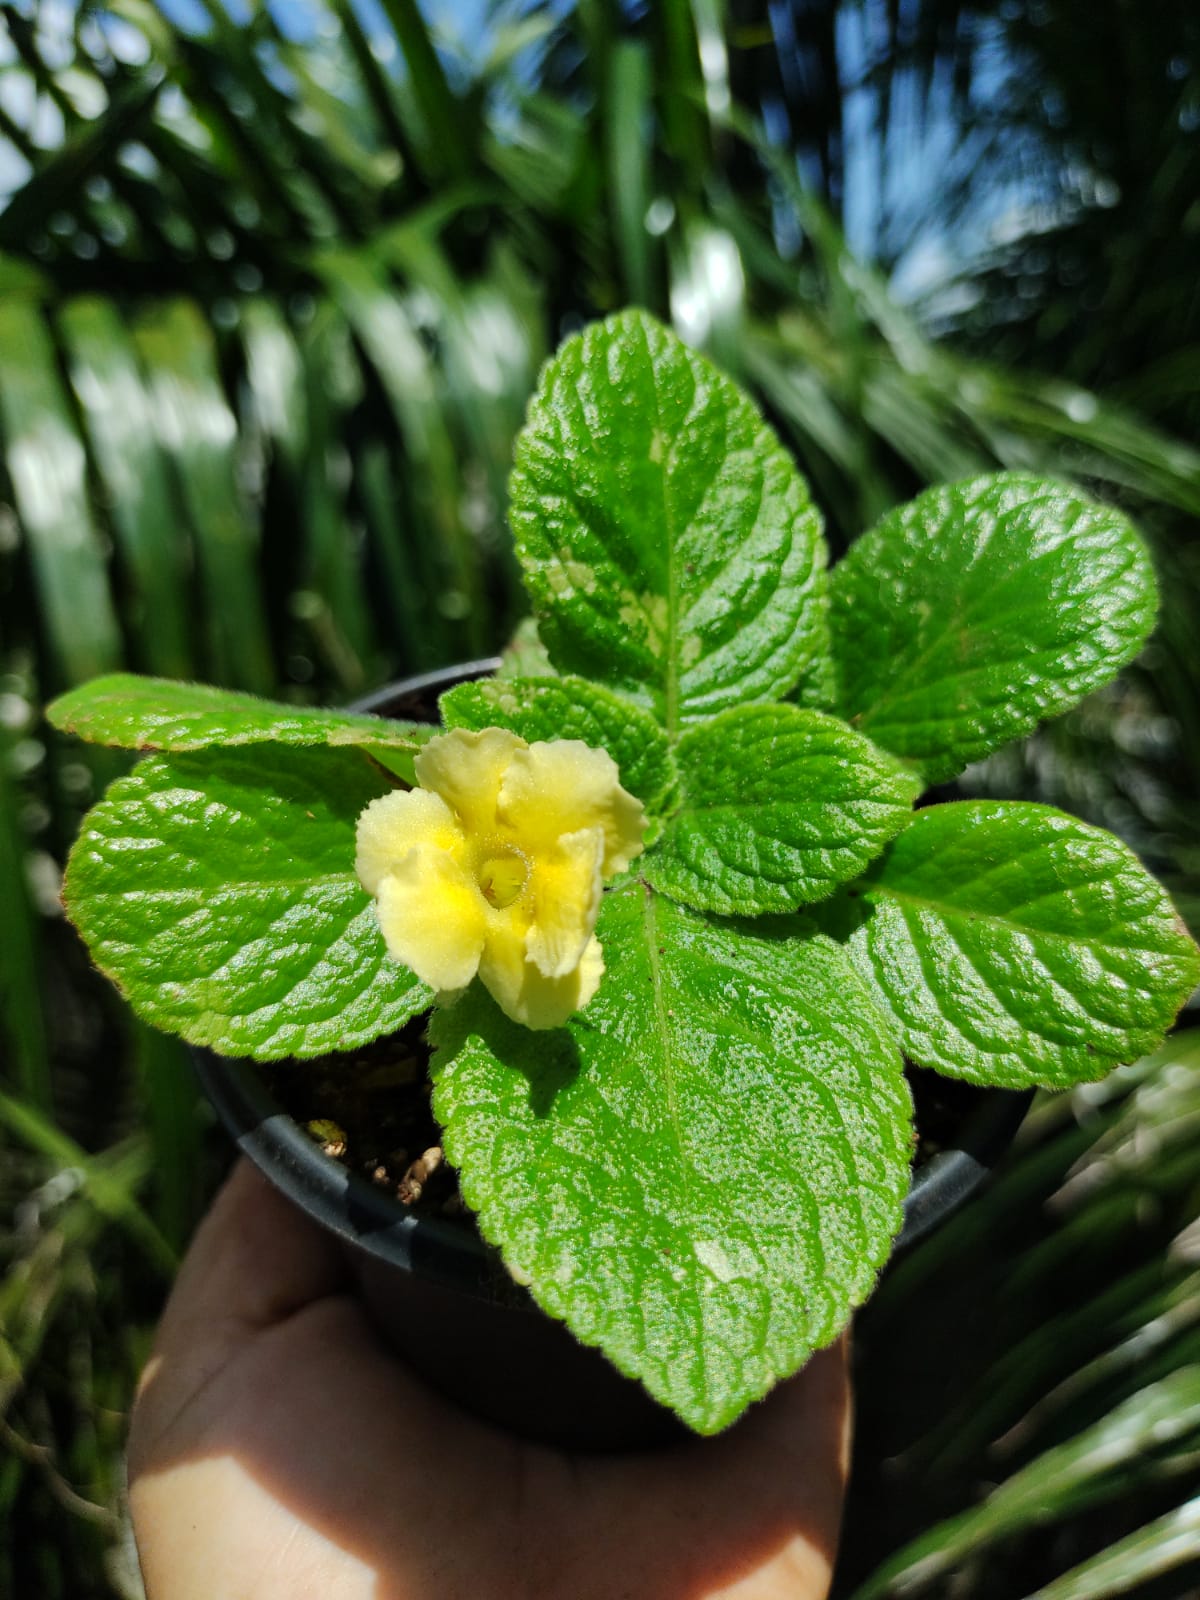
left=193, top=660, right=1032, bottom=1450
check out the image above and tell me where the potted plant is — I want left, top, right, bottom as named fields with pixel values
left=182, top=657, right=1032, bottom=1451
left=48, top=310, right=1199, bottom=1446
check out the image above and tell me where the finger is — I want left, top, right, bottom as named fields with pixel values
left=568, top=1336, right=852, bottom=1600
left=158, top=1158, right=348, bottom=1350
left=131, top=1159, right=351, bottom=1469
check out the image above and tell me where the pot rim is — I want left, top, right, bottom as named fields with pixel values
left=193, top=658, right=1033, bottom=1302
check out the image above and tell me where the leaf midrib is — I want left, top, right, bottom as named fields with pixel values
left=870, top=880, right=1166, bottom=958
left=645, top=323, right=683, bottom=738
left=641, top=883, right=695, bottom=1214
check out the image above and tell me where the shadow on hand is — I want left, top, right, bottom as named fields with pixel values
left=129, top=1164, right=850, bottom=1600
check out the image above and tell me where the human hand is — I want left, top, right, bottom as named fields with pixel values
left=129, top=1160, right=851, bottom=1600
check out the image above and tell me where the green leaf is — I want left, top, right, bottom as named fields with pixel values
left=430, top=881, right=913, bottom=1434
left=605, top=40, right=655, bottom=306
left=132, top=299, right=274, bottom=694
left=510, top=309, right=829, bottom=733
left=828, top=474, right=1159, bottom=782
left=1014, top=1493, right=1200, bottom=1600
left=0, top=301, right=122, bottom=684
left=848, top=1368, right=1200, bottom=1600
left=0, top=1088, right=176, bottom=1278
left=59, top=296, right=195, bottom=681
left=62, top=747, right=432, bottom=1060
left=0, top=724, right=49, bottom=1108
left=439, top=674, right=679, bottom=815
left=316, top=249, right=484, bottom=655
left=375, top=0, right=474, bottom=181
left=839, top=801, right=1200, bottom=1090
left=47, top=674, right=432, bottom=776
left=243, top=299, right=377, bottom=689
left=642, top=704, right=921, bottom=915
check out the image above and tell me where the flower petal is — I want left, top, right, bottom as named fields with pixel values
left=376, top=845, right=486, bottom=992
left=479, top=929, right=605, bottom=1031
left=525, top=826, right=604, bottom=979
left=499, top=740, right=646, bottom=876
left=415, top=727, right=526, bottom=834
left=355, top=788, right=463, bottom=895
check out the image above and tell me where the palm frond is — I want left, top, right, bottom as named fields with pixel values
left=1, top=4, right=1198, bottom=1594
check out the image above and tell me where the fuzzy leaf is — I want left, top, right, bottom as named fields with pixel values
left=62, top=747, right=431, bottom=1059
left=47, top=673, right=431, bottom=772
left=643, top=704, right=921, bottom=914
left=840, top=801, right=1199, bottom=1089
left=430, top=880, right=913, bottom=1434
left=439, top=673, right=678, bottom=814
left=829, top=474, right=1158, bottom=782
left=510, top=309, right=829, bottom=732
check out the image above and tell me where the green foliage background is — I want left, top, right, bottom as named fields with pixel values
left=0, top=1, right=1197, bottom=1594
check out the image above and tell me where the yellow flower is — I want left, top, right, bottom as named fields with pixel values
left=356, top=727, right=646, bottom=1030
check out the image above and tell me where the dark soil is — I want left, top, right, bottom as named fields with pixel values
left=259, top=1015, right=467, bottom=1221
left=263, top=1021, right=984, bottom=1222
